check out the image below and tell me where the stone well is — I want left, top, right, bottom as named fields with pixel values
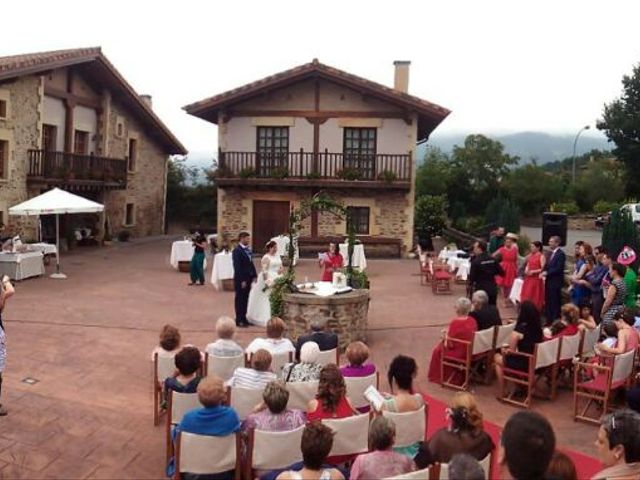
left=281, top=290, right=370, bottom=351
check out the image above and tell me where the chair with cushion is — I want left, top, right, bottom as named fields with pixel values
left=204, top=353, right=245, bottom=382
left=420, top=257, right=433, bottom=285
left=441, top=326, right=496, bottom=390
left=316, top=348, right=339, bottom=366
left=166, top=391, right=203, bottom=462
left=556, top=332, right=582, bottom=388
left=245, top=425, right=305, bottom=479
left=499, top=337, right=561, bottom=408
left=286, top=381, right=319, bottom=410
left=495, top=322, right=516, bottom=348
left=579, top=325, right=602, bottom=357
left=382, top=405, right=427, bottom=449
left=228, top=386, right=265, bottom=421
left=432, top=268, right=452, bottom=295
left=321, top=413, right=370, bottom=457
left=573, top=348, right=636, bottom=424
left=174, top=430, right=241, bottom=480
left=154, top=353, right=177, bottom=426
left=345, top=372, right=379, bottom=411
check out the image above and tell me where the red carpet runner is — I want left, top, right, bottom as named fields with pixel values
left=423, top=394, right=603, bottom=479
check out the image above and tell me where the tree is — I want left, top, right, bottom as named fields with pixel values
left=485, top=194, right=520, bottom=234
left=414, top=195, right=448, bottom=248
left=570, top=158, right=625, bottom=212
left=166, top=156, right=217, bottom=230
left=598, top=63, right=640, bottom=197
left=506, top=164, right=566, bottom=216
left=602, top=208, right=640, bottom=270
left=415, top=147, right=451, bottom=197
left=448, top=134, right=519, bottom=214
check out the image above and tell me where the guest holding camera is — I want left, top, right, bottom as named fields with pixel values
left=189, top=232, right=207, bottom=286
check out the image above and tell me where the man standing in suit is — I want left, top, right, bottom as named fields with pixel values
left=469, top=241, right=504, bottom=306
left=232, top=231, right=257, bottom=328
left=541, top=235, right=565, bottom=323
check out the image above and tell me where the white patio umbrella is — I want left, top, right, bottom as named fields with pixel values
left=9, top=188, right=104, bottom=279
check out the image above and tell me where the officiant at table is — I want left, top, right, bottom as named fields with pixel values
left=319, top=242, right=343, bottom=282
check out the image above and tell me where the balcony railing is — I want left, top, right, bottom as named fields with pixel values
left=218, top=150, right=412, bottom=183
left=27, top=150, right=127, bottom=186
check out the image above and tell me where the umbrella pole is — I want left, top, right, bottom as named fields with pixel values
left=50, top=213, right=66, bottom=279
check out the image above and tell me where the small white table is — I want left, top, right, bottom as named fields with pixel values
left=509, top=278, right=524, bottom=305
left=339, top=243, right=367, bottom=270
left=448, top=257, right=471, bottom=281
left=0, top=251, right=44, bottom=280
left=211, top=251, right=234, bottom=290
left=28, top=242, right=58, bottom=256
left=271, top=235, right=298, bottom=266
left=170, top=240, right=207, bottom=270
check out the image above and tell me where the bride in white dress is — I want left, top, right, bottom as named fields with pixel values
left=247, top=241, right=283, bottom=327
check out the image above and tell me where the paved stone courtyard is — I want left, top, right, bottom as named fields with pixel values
left=0, top=237, right=601, bottom=478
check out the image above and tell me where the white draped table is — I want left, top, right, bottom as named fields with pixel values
left=0, top=251, right=44, bottom=280
left=339, top=243, right=367, bottom=270
left=170, top=240, right=207, bottom=270
left=271, top=235, right=298, bottom=266
left=211, top=251, right=234, bottom=290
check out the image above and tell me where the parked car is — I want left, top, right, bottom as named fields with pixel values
left=595, top=212, right=611, bottom=228
left=620, top=203, right=640, bottom=224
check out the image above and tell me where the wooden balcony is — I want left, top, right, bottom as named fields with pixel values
left=215, top=150, right=412, bottom=190
left=27, top=150, right=127, bottom=190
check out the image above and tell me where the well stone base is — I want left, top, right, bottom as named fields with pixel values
left=282, top=290, right=370, bottom=351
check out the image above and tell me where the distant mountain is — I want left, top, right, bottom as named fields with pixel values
left=183, top=152, right=215, bottom=185
left=421, top=131, right=612, bottom=165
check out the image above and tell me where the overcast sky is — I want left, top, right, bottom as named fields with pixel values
left=4, top=0, right=640, bottom=159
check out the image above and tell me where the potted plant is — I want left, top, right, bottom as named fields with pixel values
left=337, top=168, right=362, bottom=181
left=270, top=166, right=289, bottom=179
left=239, top=167, right=256, bottom=179
left=377, top=170, right=398, bottom=183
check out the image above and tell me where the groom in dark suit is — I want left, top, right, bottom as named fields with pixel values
left=542, top=235, right=566, bottom=324
left=232, top=231, right=257, bottom=328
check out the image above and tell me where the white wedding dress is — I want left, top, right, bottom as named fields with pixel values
left=247, top=253, right=283, bottom=327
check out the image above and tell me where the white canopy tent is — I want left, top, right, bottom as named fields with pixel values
left=9, top=188, right=104, bottom=279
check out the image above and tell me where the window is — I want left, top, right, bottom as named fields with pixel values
left=116, top=120, right=124, bottom=137
left=343, top=128, right=376, bottom=180
left=73, top=130, right=89, bottom=155
left=42, top=124, right=57, bottom=151
left=125, top=203, right=135, bottom=226
left=0, top=140, right=7, bottom=179
left=346, top=206, right=370, bottom=235
left=256, top=126, right=289, bottom=176
left=127, top=138, right=137, bottom=172
left=0, top=100, right=6, bottom=119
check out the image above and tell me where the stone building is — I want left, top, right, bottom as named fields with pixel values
left=184, top=60, right=449, bottom=256
left=0, top=47, right=186, bottom=243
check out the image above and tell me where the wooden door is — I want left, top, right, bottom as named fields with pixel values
left=252, top=201, right=290, bottom=252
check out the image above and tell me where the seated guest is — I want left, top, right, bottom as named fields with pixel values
left=307, top=364, right=355, bottom=421
left=577, top=301, right=597, bottom=331
left=243, top=381, right=306, bottom=432
left=381, top=355, right=425, bottom=459
left=340, top=341, right=376, bottom=378
left=205, top=316, right=243, bottom=357
left=415, top=392, right=493, bottom=468
left=283, top=342, right=323, bottom=382
left=543, top=303, right=580, bottom=339
left=150, top=324, right=182, bottom=360
left=500, top=411, right=555, bottom=480
left=169, top=376, right=241, bottom=480
left=246, top=317, right=295, bottom=356
left=494, top=301, right=543, bottom=394
left=276, top=422, right=345, bottom=480
left=350, top=416, right=414, bottom=480
left=227, top=349, right=276, bottom=389
left=295, top=317, right=338, bottom=360
left=449, top=453, right=486, bottom=480
left=428, top=297, right=477, bottom=384
left=592, top=409, right=640, bottom=480
left=469, top=290, right=502, bottom=331
left=546, top=451, right=577, bottom=480
left=595, top=308, right=639, bottom=357
left=164, top=346, right=202, bottom=396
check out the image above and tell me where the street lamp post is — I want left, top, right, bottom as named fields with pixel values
left=572, top=125, right=591, bottom=184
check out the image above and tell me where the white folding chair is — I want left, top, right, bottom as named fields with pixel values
left=166, top=391, right=202, bottom=461
left=382, top=405, right=427, bottom=448
left=153, top=353, right=177, bottom=425
left=495, top=322, right=516, bottom=348
left=438, top=453, right=492, bottom=480
left=229, top=386, right=265, bottom=421
left=386, top=467, right=432, bottom=479
left=442, top=326, right=497, bottom=390
left=286, top=381, right=319, bottom=411
left=270, top=351, right=293, bottom=378
left=205, top=353, right=245, bottom=382
left=345, top=372, right=379, bottom=410
left=316, top=348, right=339, bottom=366
left=175, top=431, right=241, bottom=480
left=559, top=333, right=582, bottom=362
left=246, top=426, right=305, bottom=478
left=322, top=414, right=370, bottom=457
left=580, top=325, right=602, bottom=357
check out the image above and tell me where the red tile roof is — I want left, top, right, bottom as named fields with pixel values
left=0, top=47, right=186, bottom=154
left=184, top=59, right=450, bottom=140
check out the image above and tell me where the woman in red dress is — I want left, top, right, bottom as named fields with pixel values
left=494, top=233, right=519, bottom=304
left=520, top=240, right=546, bottom=311
left=319, top=242, right=344, bottom=282
left=428, top=297, right=477, bottom=385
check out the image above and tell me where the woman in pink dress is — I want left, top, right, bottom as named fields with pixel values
left=494, top=233, right=519, bottom=304
left=319, top=242, right=344, bottom=282
left=520, top=241, right=546, bottom=311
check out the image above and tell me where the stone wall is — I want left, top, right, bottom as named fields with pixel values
left=0, top=75, right=42, bottom=238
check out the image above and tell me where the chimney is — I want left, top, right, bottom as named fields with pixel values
left=139, top=94, right=153, bottom=109
left=393, top=61, right=411, bottom=93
